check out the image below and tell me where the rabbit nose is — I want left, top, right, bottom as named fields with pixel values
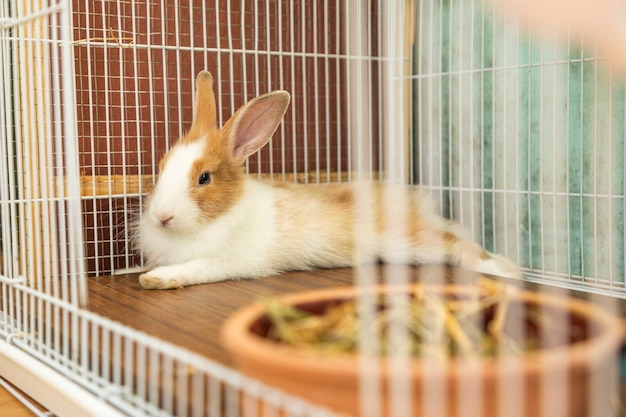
left=152, top=210, right=174, bottom=227
left=159, top=214, right=174, bottom=227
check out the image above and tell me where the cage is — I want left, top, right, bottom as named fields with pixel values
left=0, top=0, right=624, bottom=416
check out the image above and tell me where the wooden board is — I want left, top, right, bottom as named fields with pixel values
left=87, top=265, right=626, bottom=416
left=87, top=266, right=358, bottom=365
left=87, top=265, right=626, bottom=366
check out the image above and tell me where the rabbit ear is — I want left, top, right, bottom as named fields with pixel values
left=188, top=70, right=217, bottom=138
left=222, top=91, right=291, bottom=161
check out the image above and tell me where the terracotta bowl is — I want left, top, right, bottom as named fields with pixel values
left=220, top=284, right=625, bottom=417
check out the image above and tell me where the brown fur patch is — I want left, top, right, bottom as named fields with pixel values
left=320, top=184, right=354, bottom=207
left=158, top=153, right=170, bottom=174
left=442, top=231, right=458, bottom=245
left=187, top=135, right=245, bottom=222
left=439, top=231, right=460, bottom=265
left=186, top=71, right=217, bottom=141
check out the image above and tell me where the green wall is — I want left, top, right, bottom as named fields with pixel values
left=412, top=0, right=625, bottom=289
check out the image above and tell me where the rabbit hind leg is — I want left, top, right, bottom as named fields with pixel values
left=380, top=228, right=522, bottom=279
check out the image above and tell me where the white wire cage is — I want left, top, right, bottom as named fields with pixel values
left=71, top=0, right=408, bottom=276
left=63, top=0, right=626, bottom=299
left=0, top=0, right=624, bottom=416
left=0, top=0, right=406, bottom=416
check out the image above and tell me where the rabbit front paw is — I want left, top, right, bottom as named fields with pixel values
left=139, top=267, right=185, bottom=290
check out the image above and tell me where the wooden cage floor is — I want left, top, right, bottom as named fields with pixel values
left=87, top=265, right=626, bottom=412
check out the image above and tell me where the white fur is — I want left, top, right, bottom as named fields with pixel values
left=139, top=174, right=523, bottom=289
left=476, top=254, right=523, bottom=279
left=146, top=140, right=206, bottom=233
left=139, top=178, right=281, bottom=288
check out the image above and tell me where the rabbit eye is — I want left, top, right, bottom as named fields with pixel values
left=198, top=171, right=211, bottom=186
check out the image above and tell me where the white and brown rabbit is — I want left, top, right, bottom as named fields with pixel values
left=137, top=70, right=521, bottom=289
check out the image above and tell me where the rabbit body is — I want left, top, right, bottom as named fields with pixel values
left=137, top=71, right=520, bottom=289
left=139, top=180, right=350, bottom=289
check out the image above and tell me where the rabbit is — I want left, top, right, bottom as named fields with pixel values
left=136, top=70, right=521, bottom=289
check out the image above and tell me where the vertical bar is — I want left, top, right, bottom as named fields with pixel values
left=525, top=24, right=533, bottom=274
left=256, top=1, right=264, bottom=176
left=202, top=0, right=209, bottom=71
left=115, top=0, right=127, bottom=275
left=0, top=0, right=15, bottom=285
left=323, top=0, right=331, bottom=183
left=468, top=0, right=476, bottom=237
left=91, top=322, right=101, bottom=390
left=35, top=4, right=50, bottom=353
left=347, top=0, right=373, bottom=181
left=565, top=33, right=572, bottom=279
left=145, top=0, right=157, bottom=191
left=81, top=0, right=101, bottom=277
left=97, top=0, right=114, bottom=276
left=176, top=360, right=189, bottom=417
left=607, top=72, right=614, bottom=285
left=8, top=1, right=21, bottom=288
left=480, top=0, right=487, bottom=247
left=124, top=337, right=134, bottom=410
left=208, top=375, right=222, bottom=417
left=163, top=354, right=174, bottom=414
left=529, top=35, right=546, bottom=275
left=224, top=384, right=239, bottom=417
left=131, top=0, right=144, bottom=267
left=428, top=0, right=436, bottom=197
left=112, top=330, right=122, bottom=388
left=244, top=0, right=253, bottom=175
left=289, top=0, right=297, bottom=181
left=552, top=35, right=567, bottom=276
left=136, top=341, right=146, bottom=406
left=148, top=348, right=159, bottom=410
left=225, top=0, right=235, bottom=115
left=415, top=0, right=424, bottom=186
left=301, top=0, right=309, bottom=182
left=214, top=1, right=224, bottom=127
left=14, top=1, right=32, bottom=299
left=500, top=7, right=509, bottom=259
left=446, top=0, right=454, bottom=219
left=335, top=1, right=343, bottom=182
left=159, top=1, right=171, bottom=152
left=490, top=0, right=498, bottom=255
left=188, top=0, right=195, bottom=79
left=437, top=0, right=445, bottom=213
left=457, top=0, right=465, bottom=223
left=0, top=0, right=15, bottom=345
left=47, top=4, right=61, bottom=308
left=35, top=4, right=50, bottom=298
left=277, top=0, right=287, bottom=181
left=514, top=9, right=522, bottom=266
left=190, top=370, right=204, bottom=417
left=80, top=316, right=89, bottom=381
left=345, top=0, right=353, bottom=182
left=377, top=0, right=384, bottom=183
left=592, top=43, right=599, bottom=284
left=173, top=0, right=183, bottom=139
left=623, top=73, right=626, bottom=290
left=578, top=44, right=585, bottom=280
left=265, top=0, right=274, bottom=180
left=26, top=2, right=42, bottom=297
left=313, top=1, right=321, bottom=183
